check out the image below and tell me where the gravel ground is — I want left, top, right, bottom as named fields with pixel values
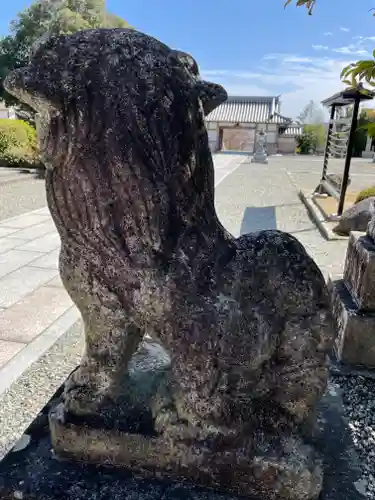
left=0, top=171, right=46, bottom=221
left=0, top=320, right=83, bottom=459
left=332, top=374, right=375, bottom=499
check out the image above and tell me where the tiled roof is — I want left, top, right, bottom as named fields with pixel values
left=205, top=96, right=291, bottom=124
left=279, top=125, right=303, bottom=137
left=271, top=112, right=292, bottom=124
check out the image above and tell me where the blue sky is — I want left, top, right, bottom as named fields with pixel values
left=2, top=0, right=375, bottom=118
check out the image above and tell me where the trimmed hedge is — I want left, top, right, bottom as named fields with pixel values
left=0, top=119, right=42, bottom=168
left=355, top=186, right=375, bottom=204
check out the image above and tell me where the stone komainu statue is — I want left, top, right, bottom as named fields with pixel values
left=5, top=28, right=334, bottom=500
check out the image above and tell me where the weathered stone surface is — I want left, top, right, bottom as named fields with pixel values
left=332, top=198, right=375, bottom=236
left=5, top=28, right=335, bottom=500
left=343, top=232, right=375, bottom=310
left=251, top=131, right=268, bottom=164
left=315, top=173, right=351, bottom=197
left=366, top=212, right=375, bottom=240
left=328, top=278, right=375, bottom=369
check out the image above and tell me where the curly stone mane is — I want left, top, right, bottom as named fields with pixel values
left=8, top=29, right=227, bottom=263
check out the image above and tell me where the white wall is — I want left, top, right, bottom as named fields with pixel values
left=206, top=122, right=219, bottom=152
left=0, top=106, right=16, bottom=119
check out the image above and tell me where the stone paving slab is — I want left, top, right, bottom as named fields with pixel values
left=15, top=232, right=61, bottom=253
left=0, top=208, right=72, bottom=393
left=0, top=286, right=73, bottom=344
left=29, top=249, right=59, bottom=270
left=0, top=237, right=32, bottom=255
left=0, top=340, right=25, bottom=370
left=0, top=266, right=59, bottom=308
left=4, top=219, right=56, bottom=241
left=0, top=227, right=20, bottom=239
left=0, top=213, right=51, bottom=230
left=0, top=250, right=45, bottom=278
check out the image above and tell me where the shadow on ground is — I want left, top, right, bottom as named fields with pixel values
left=240, top=204, right=317, bottom=236
left=240, top=206, right=277, bottom=234
left=13, top=167, right=45, bottom=180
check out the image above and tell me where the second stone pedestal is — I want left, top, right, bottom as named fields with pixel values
left=343, top=232, right=375, bottom=311
left=329, top=278, right=375, bottom=368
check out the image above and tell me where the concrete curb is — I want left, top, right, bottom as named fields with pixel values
left=0, top=168, right=44, bottom=187
left=299, top=190, right=348, bottom=242
left=0, top=306, right=80, bottom=398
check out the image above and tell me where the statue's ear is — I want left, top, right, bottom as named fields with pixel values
left=168, top=50, right=227, bottom=116
left=194, top=80, right=228, bottom=116
left=168, top=50, right=199, bottom=76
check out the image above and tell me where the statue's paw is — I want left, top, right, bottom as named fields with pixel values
left=63, top=382, right=108, bottom=416
left=63, top=366, right=110, bottom=416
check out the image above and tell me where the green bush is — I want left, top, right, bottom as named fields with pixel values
left=296, top=131, right=316, bottom=154
left=0, top=119, right=42, bottom=168
left=0, top=130, right=17, bottom=155
left=355, top=186, right=375, bottom=204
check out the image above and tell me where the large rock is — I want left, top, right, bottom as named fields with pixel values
left=4, top=28, right=335, bottom=500
left=332, top=197, right=375, bottom=236
left=315, top=173, right=351, bottom=196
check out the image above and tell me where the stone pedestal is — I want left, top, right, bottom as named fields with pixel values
left=329, top=231, right=375, bottom=369
left=251, top=131, right=268, bottom=164
left=251, top=151, right=268, bottom=164
left=49, top=338, right=322, bottom=500
left=0, top=377, right=365, bottom=500
left=344, top=232, right=375, bottom=310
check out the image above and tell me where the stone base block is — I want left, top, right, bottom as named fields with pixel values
left=343, top=232, right=375, bottom=311
left=48, top=339, right=323, bottom=500
left=329, top=278, right=375, bottom=369
left=251, top=154, right=268, bottom=164
left=50, top=404, right=323, bottom=500
left=0, top=380, right=364, bottom=500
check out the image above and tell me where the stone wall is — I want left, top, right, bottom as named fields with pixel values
left=277, top=137, right=297, bottom=155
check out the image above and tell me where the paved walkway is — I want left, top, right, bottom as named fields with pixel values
left=0, top=167, right=46, bottom=221
left=214, top=155, right=349, bottom=278
left=0, top=207, right=79, bottom=394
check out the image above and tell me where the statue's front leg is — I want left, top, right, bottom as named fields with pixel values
left=59, top=248, right=143, bottom=417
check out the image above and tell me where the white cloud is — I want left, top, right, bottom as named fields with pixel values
left=324, top=32, right=333, bottom=36
left=332, top=45, right=370, bottom=55
left=312, top=44, right=329, bottom=51
left=201, top=54, right=357, bottom=119
left=340, top=27, right=350, bottom=32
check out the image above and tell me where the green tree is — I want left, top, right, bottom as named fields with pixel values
left=297, top=100, right=325, bottom=125
left=284, top=0, right=375, bottom=87
left=296, top=100, right=326, bottom=153
left=0, top=0, right=130, bottom=112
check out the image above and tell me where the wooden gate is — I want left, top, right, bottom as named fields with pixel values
left=220, top=127, right=255, bottom=152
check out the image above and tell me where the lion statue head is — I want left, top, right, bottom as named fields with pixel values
left=5, top=28, right=228, bottom=259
